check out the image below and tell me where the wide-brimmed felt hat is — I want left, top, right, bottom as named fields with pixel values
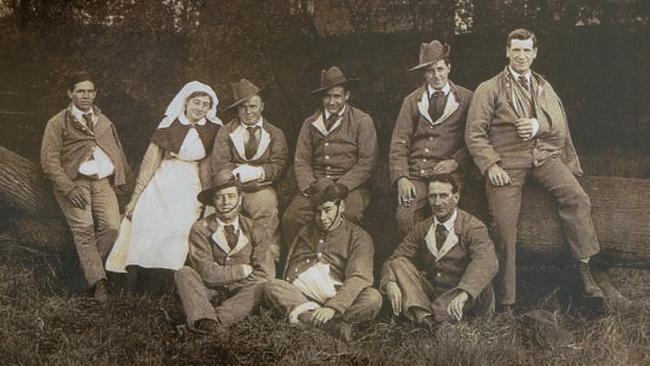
left=310, top=182, right=349, bottom=206
left=310, top=66, right=359, bottom=94
left=227, top=79, right=264, bottom=109
left=410, top=40, right=450, bottom=71
left=197, top=169, right=240, bottom=206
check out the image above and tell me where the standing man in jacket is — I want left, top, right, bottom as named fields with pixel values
left=211, top=79, right=288, bottom=262
left=282, top=66, right=378, bottom=245
left=390, top=41, right=473, bottom=238
left=465, top=28, right=604, bottom=309
left=40, top=70, right=130, bottom=301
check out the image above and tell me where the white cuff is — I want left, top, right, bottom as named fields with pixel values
left=530, top=118, right=540, bottom=138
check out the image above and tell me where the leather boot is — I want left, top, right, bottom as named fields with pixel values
left=94, top=279, right=110, bottom=302
left=577, top=262, right=605, bottom=298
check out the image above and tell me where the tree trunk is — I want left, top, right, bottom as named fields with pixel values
left=0, top=146, right=69, bottom=254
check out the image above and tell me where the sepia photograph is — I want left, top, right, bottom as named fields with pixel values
left=0, top=0, right=649, bottom=364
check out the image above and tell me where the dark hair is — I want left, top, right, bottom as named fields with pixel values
left=65, top=70, right=94, bottom=92
left=427, top=173, right=460, bottom=194
left=507, top=28, right=537, bottom=48
left=186, top=91, right=213, bottom=108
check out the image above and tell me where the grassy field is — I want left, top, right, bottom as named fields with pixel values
left=0, top=251, right=649, bottom=366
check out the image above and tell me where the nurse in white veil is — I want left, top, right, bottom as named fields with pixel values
left=106, top=81, right=222, bottom=276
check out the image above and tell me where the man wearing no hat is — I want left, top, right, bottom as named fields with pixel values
left=390, top=41, right=474, bottom=239
left=465, top=28, right=604, bottom=309
left=282, top=66, right=378, bottom=245
left=174, top=170, right=275, bottom=333
left=210, top=79, right=288, bottom=263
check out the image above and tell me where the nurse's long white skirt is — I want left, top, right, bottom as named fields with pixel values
left=106, top=157, right=202, bottom=273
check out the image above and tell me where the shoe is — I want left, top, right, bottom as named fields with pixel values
left=327, top=320, right=354, bottom=342
left=296, top=311, right=315, bottom=329
left=93, top=280, right=109, bottom=302
left=496, top=304, right=514, bottom=314
left=193, top=318, right=222, bottom=334
left=418, top=315, right=439, bottom=334
left=577, top=262, right=605, bottom=298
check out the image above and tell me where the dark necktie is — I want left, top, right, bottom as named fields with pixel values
left=224, top=225, right=238, bottom=250
left=428, top=90, right=446, bottom=122
left=244, top=126, right=260, bottom=160
left=324, top=113, right=338, bottom=131
left=518, top=75, right=530, bottom=93
left=435, top=223, right=448, bottom=251
left=83, top=113, right=94, bottom=134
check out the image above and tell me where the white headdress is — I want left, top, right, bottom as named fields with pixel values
left=156, top=80, right=223, bottom=129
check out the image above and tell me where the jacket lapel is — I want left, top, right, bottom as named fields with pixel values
left=228, top=120, right=272, bottom=161
left=416, top=89, right=434, bottom=124
left=311, top=109, right=343, bottom=136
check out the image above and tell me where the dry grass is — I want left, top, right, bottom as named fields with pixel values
left=1, top=252, right=649, bottom=366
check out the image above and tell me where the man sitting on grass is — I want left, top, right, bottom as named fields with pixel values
left=381, top=174, right=498, bottom=332
left=264, top=183, right=382, bottom=342
left=174, top=169, right=275, bottom=333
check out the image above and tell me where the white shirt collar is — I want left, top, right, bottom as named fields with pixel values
left=240, top=116, right=264, bottom=129
left=178, top=112, right=207, bottom=126
left=427, top=83, right=451, bottom=98
left=70, top=104, right=94, bottom=124
left=433, top=209, right=457, bottom=233
left=216, top=216, right=240, bottom=231
left=323, top=105, right=347, bottom=121
left=508, top=66, right=532, bottom=84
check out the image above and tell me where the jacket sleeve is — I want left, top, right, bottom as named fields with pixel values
left=456, top=219, right=499, bottom=298
left=260, top=128, right=289, bottom=183
left=389, top=97, right=416, bottom=184
left=294, top=120, right=316, bottom=192
left=324, top=229, right=375, bottom=313
left=379, top=220, right=427, bottom=289
left=244, top=223, right=276, bottom=283
left=450, top=90, right=473, bottom=169
left=337, top=114, right=378, bottom=191
left=188, top=221, right=249, bottom=287
left=40, top=119, right=76, bottom=195
left=130, top=143, right=163, bottom=202
left=209, top=127, right=236, bottom=178
left=465, top=82, right=502, bottom=175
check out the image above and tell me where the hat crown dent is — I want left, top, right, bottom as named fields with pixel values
left=231, top=78, right=260, bottom=103
left=411, top=40, right=450, bottom=71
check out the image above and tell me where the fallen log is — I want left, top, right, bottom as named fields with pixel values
left=517, top=176, right=650, bottom=268
left=1, top=145, right=650, bottom=269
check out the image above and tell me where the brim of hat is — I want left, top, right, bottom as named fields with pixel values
left=226, top=86, right=265, bottom=110
left=409, top=61, right=439, bottom=72
left=310, top=78, right=360, bottom=94
left=197, top=183, right=239, bottom=206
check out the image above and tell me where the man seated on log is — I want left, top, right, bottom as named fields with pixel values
left=381, top=174, right=498, bottom=332
left=210, top=79, right=288, bottom=264
left=465, top=28, right=604, bottom=311
left=390, top=40, right=473, bottom=239
left=174, top=169, right=274, bottom=333
left=282, top=66, right=378, bottom=247
left=40, top=70, right=130, bottom=302
left=265, top=182, right=382, bottom=342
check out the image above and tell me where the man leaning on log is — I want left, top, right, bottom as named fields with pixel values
left=40, top=70, right=130, bottom=302
left=465, top=28, right=605, bottom=311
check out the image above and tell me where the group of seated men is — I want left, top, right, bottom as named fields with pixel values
left=173, top=27, right=606, bottom=341
left=41, top=27, right=606, bottom=342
